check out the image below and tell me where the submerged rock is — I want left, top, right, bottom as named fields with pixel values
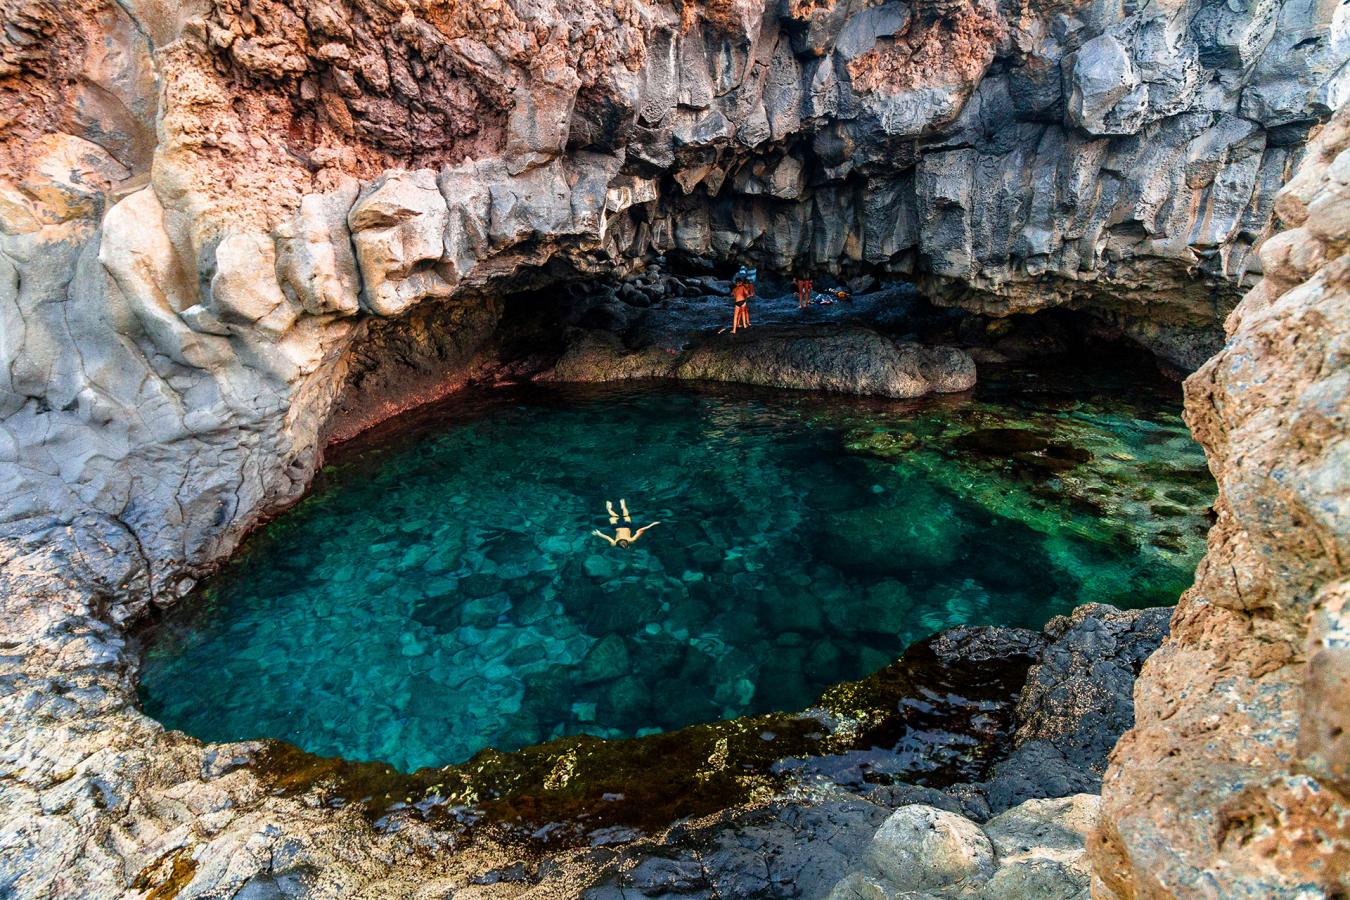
left=578, top=634, right=631, bottom=684
left=818, top=496, right=966, bottom=576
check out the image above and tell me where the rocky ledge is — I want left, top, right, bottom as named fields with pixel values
left=494, top=264, right=980, bottom=397
left=545, top=323, right=975, bottom=399
left=107, top=603, right=1166, bottom=898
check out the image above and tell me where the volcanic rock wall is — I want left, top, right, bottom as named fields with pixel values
left=2, top=0, right=1342, bottom=576
left=0, top=0, right=1346, bottom=896
left=1092, top=104, right=1350, bottom=899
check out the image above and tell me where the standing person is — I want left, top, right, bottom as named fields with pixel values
left=794, top=275, right=813, bottom=309
left=731, top=278, right=754, bottom=333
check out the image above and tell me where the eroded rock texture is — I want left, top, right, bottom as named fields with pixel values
left=0, top=0, right=1346, bottom=896
left=1092, top=107, right=1350, bottom=897
left=1, top=0, right=1340, bottom=591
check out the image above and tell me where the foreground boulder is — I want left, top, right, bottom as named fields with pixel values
left=865, top=805, right=997, bottom=891
left=828, top=795, right=1100, bottom=900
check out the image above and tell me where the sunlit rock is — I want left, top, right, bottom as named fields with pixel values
left=348, top=170, right=453, bottom=317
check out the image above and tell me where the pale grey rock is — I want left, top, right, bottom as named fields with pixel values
left=866, top=805, right=996, bottom=892
left=209, top=232, right=297, bottom=337
left=582, top=798, right=891, bottom=898
left=1190, top=0, right=1280, bottom=71
left=504, top=65, right=582, bottom=175
left=979, top=795, right=1100, bottom=898
left=984, top=794, right=1100, bottom=864
left=100, top=188, right=232, bottom=370
left=487, top=159, right=575, bottom=244
left=827, top=871, right=903, bottom=900
left=1066, top=34, right=1144, bottom=136
left=436, top=163, right=493, bottom=282
left=977, top=859, right=1086, bottom=900
left=348, top=169, right=453, bottom=316
left=835, top=4, right=909, bottom=61
left=1237, top=0, right=1350, bottom=126
left=826, top=794, right=1098, bottom=900
left=275, top=181, right=362, bottom=317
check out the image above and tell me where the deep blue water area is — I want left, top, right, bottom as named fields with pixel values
left=137, top=368, right=1214, bottom=772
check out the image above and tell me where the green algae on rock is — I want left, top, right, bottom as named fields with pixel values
left=245, top=625, right=1044, bottom=848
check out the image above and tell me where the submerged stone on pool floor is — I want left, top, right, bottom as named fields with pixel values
left=136, top=371, right=1212, bottom=772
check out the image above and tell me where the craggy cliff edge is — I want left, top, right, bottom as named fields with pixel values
left=1092, top=104, right=1350, bottom=897
left=0, top=0, right=1347, bottom=896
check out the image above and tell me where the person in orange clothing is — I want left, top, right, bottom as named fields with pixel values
left=731, top=279, right=754, bottom=332
left=794, top=275, right=813, bottom=309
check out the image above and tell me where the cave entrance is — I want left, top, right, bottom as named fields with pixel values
left=489, top=257, right=1190, bottom=385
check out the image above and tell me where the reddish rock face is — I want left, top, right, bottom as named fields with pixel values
left=0, top=0, right=1347, bottom=896
left=0, top=0, right=159, bottom=178
left=197, top=0, right=648, bottom=166
left=1092, top=109, right=1350, bottom=898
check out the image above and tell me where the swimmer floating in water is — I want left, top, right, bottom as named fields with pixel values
left=592, top=499, right=660, bottom=549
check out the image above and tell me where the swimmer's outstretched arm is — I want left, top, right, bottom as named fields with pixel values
left=633, top=521, right=661, bottom=539
left=592, top=530, right=618, bottom=546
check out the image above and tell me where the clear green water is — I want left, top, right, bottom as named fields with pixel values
left=137, top=373, right=1213, bottom=772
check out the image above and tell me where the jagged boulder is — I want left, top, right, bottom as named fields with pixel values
left=867, top=805, right=997, bottom=891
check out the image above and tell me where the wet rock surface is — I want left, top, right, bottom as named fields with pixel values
left=981, top=604, right=1173, bottom=813
left=544, top=320, right=976, bottom=399
left=564, top=605, right=1164, bottom=899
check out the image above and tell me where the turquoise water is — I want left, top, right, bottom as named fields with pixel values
left=137, top=375, right=1213, bottom=772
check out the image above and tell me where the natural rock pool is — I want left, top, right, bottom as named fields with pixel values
left=137, top=367, right=1214, bottom=773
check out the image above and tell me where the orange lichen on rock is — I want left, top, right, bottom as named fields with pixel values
left=680, top=0, right=756, bottom=34
left=0, top=0, right=156, bottom=180
left=200, top=0, right=647, bottom=167
left=786, top=0, right=837, bottom=17
left=848, top=1, right=1006, bottom=94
